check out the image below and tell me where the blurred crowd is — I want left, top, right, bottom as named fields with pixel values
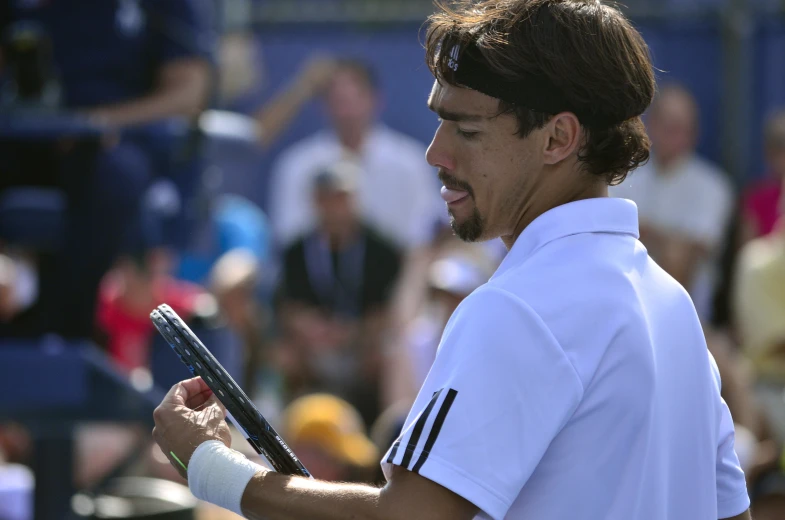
left=0, top=1, right=784, bottom=519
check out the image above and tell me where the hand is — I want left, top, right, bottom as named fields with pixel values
left=295, top=55, right=338, bottom=97
left=152, top=377, right=232, bottom=480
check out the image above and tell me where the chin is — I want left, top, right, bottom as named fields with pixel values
left=450, top=212, right=485, bottom=242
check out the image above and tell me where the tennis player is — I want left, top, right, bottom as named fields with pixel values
left=152, top=1, right=752, bottom=518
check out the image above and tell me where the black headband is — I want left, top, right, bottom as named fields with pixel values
left=441, top=41, right=619, bottom=128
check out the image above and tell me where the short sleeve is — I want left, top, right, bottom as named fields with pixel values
left=382, top=286, right=584, bottom=520
left=710, top=354, right=751, bottom=518
left=146, top=0, right=216, bottom=64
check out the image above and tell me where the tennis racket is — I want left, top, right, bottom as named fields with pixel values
left=150, top=303, right=311, bottom=478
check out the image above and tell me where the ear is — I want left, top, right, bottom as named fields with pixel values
left=542, top=112, right=582, bottom=165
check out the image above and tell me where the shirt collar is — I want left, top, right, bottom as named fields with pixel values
left=491, top=197, right=640, bottom=280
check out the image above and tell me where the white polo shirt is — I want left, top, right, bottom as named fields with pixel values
left=610, top=154, right=734, bottom=320
left=382, top=198, right=749, bottom=520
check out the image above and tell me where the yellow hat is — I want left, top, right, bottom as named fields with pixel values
left=281, top=394, right=379, bottom=469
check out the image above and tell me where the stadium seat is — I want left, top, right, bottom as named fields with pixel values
left=0, top=187, right=66, bottom=251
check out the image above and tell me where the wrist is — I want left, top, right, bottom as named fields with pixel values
left=187, top=440, right=263, bottom=516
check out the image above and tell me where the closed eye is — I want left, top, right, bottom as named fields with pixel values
left=456, top=128, right=480, bottom=140
left=436, top=117, right=480, bottom=141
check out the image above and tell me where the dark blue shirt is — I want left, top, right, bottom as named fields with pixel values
left=5, top=0, right=215, bottom=108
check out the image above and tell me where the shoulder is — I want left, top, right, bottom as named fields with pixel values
left=215, top=195, right=268, bottom=224
left=364, top=227, right=402, bottom=255
left=283, top=235, right=309, bottom=259
left=686, top=156, right=733, bottom=195
left=445, top=285, right=559, bottom=352
left=272, top=132, right=336, bottom=170
left=434, top=284, right=585, bottom=397
left=371, top=125, right=429, bottom=161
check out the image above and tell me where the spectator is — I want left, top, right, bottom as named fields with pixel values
left=403, top=247, right=494, bottom=392
left=276, top=160, right=402, bottom=424
left=741, top=109, right=785, bottom=242
left=0, top=249, right=37, bottom=327
left=1, top=0, right=215, bottom=338
left=733, top=176, right=785, bottom=443
left=208, top=248, right=272, bottom=392
left=95, top=250, right=206, bottom=373
left=268, top=58, right=443, bottom=251
left=279, top=394, right=379, bottom=483
left=611, top=84, right=734, bottom=321
left=176, top=192, right=272, bottom=287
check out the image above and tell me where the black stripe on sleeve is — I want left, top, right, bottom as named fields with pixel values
left=386, top=440, right=400, bottom=464
left=412, top=388, right=458, bottom=474
left=400, top=389, right=443, bottom=469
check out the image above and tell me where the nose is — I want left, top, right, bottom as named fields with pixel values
left=426, top=125, right=456, bottom=172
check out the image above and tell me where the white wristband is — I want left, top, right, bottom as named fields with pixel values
left=187, top=440, right=263, bottom=517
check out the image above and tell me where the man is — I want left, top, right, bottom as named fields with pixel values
left=276, top=160, right=401, bottom=424
left=611, top=84, right=734, bottom=322
left=153, top=1, right=751, bottom=519
left=268, top=58, right=443, bottom=251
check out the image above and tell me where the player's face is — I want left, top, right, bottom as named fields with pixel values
left=426, top=81, right=545, bottom=243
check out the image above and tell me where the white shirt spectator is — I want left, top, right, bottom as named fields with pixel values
left=268, top=124, right=443, bottom=250
left=382, top=198, right=748, bottom=520
left=610, top=154, right=734, bottom=319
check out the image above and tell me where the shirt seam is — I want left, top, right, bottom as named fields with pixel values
left=482, top=285, right=586, bottom=397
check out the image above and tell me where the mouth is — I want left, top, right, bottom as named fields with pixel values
left=440, top=185, right=470, bottom=205
left=438, top=171, right=473, bottom=206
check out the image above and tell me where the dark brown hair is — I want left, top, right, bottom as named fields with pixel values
left=424, top=0, right=656, bottom=185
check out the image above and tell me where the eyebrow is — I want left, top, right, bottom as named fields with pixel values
left=428, top=103, right=486, bottom=122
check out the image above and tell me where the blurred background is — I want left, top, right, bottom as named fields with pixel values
left=1, top=0, right=785, bottom=518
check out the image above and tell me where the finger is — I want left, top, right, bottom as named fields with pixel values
left=185, top=386, right=213, bottom=410
left=162, top=377, right=208, bottom=407
left=195, top=395, right=228, bottom=429
left=205, top=394, right=227, bottom=417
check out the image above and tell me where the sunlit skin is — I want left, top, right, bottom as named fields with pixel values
left=425, top=81, right=607, bottom=249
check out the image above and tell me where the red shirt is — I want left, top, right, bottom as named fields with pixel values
left=743, top=175, right=783, bottom=237
left=97, top=275, right=203, bottom=372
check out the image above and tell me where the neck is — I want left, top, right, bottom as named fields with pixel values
left=337, top=125, right=369, bottom=152
left=502, top=180, right=608, bottom=250
left=323, top=222, right=359, bottom=250
left=655, top=152, right=689, bottom=172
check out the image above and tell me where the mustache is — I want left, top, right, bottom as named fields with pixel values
left=438, top=171, right=475, bottom=198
